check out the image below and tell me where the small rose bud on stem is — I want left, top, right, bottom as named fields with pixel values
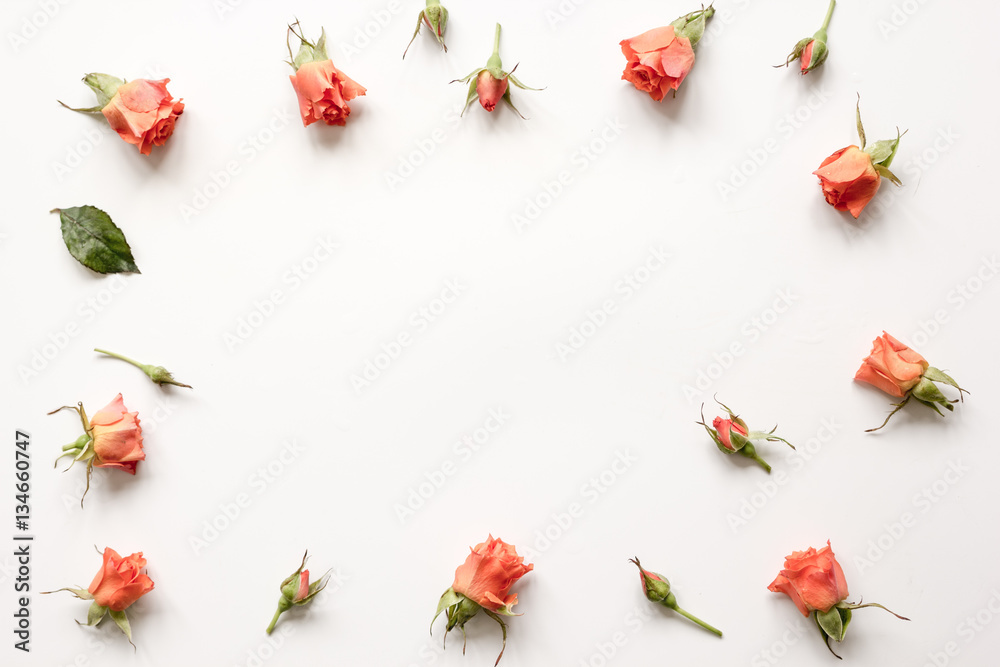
left=94, top=348, right=191, bottom=388
left=630, top=558, right=723, bottom=637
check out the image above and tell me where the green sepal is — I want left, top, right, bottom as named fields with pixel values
left=108, top=608, right=134, bottom=645
left=57, top=102, right=104, bottom=114
left=856, top=97, right=867, bottom=149
left=86, top=601, right=108, bottom=627
left=296, top=569, right=331, bottom=606
left=289, top=25, right=328, bottom=71
left=911, top=377, right=952, bottom=409
left=44, top=586, right=93, bottom=601
left=804, top=40, right=829, bottom=72
left=481, top=609, right=509, bottom=667
left=432, top=587, right=462, bottom=632
left=51, top=206, right=141, bottom=275
left=923, top=366, right=966, bottom=397
left=670, top=6, right=715, bottom=47
left=874, top=164, right=902, bottom=186
left=727, top=429, right=750, bottom=453
left=508, top=71, right=541, bottom=91
left=446, top=595, right=482, bottom=631
left=816, top=606, right=849, bottom=642
left=82, top=73, right=125, bottom=108
left=502, top=87, right=526, bottom=120
left=776, top=37, right=813, bottom=68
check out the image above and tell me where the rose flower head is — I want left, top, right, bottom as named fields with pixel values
left=43, top=546, right=154, bottom=645
left=776, top=0, right=836, bottom=74
left=697, top=398, right=794, bottom=473
left=453, top=24, right=541, bottom=118
left=432, top=535, right=532, bottom=665
left=286, top=21, right=366, bottom=127
left=620, top=5, right=715, bottom=101
left=49, top=394, right=145, bottom=506
left=814, top=98, right=905, bottom=218
left=267, top=551, right=331, bottom=634
left=768, top=541, right=907, bottom=657
left=59, top=73, right=184, bottom=155
left=855, top=332, right=967, bottom=431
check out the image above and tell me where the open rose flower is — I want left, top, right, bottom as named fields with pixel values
left=44, top=547, right=154, bottom=644
left=815, top=100, right=903, bottom=218
left=698, top=399, right=794, bottom=473
left=620, top=6, right=714, bottom=101
left=266, top=551, right=330, bottom=634
left=776, top=0, right=836, bottom=74
left=432, top=535, right=532, bottom=664
left=630, top=558, right=722, bottom=636
left=49, top=394, right=145, bottom=505
left=855, top=332, right=967, bottom=431
left=768, top=541, right=907, bottom=657
left=287, top=22, right=366, bottom=127
left=59, top=73, right=183, bottom=155
left=454, top=24, right=540, bottom=118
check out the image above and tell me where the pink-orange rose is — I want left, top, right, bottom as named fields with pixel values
left=289, top=60, right=367, bottom=127
left=90, top=394, right=145, bottom=474
left=101, top=79, right=184, bottom=156
left=620, top=26, right=695, bottom=101
left=712, top=416, right=748, bottom=451
left=768, top=541, right=848, bottom=616
left=88, top=548, right=154, bottom=612
left=813, top=145, right=881, bottom=218
left=476, top=70, right=508, bottom=112
left=854, top=332, right=928, bottom=398
left=452, top=535, right=533, bottom=613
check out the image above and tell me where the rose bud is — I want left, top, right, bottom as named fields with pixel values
left=620, top=5, right=714, bottom=101
left=49, top=394, right=145, bottom=505
left=59, top=73, right=184, bottom=155
left=403, top=0, right=449, bottom=58
left=697, top=398, right=794, bottom=473
left=768, top=541, right=908, bottom=658
left=43, top=547, right=154, bottom=646
left=814, top=99, right=905, bottom=218
left=432, top=535, right=532, bottom=665
left=286, top=21, right=366, bottom=127
left=95, top=348, right=191, bottom=388
left=776, top=0, right=836, bottom=74
left=629, top=558, right=722, bottom=636
left=453, top=24, right=541, bottom=118
left=266, top=551, right=331, bottom=634
left=855, top=331, right=968, bottom=431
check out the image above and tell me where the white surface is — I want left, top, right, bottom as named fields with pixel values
left=3, top=0, right=1000, bottom=665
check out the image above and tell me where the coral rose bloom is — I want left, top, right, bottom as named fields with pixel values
left=476, top=70, right=508, bottom=112
left=855, top=332, right=928, bottom=398
left=101, top=79, right=184, bottom=155
left=712, top=417, right=747, bottom=451
left=289, top=60, right=367, bottom=127
left=88, top=548, right=155, bottom=612
left=813, top=145, right=881, bottom=218
left=620, top=26, right=695, bottom=101
left=90, top=394, right=145, bottom=474
left=452, top=535, right=533, bottom=613
left=768, top=541, right=848, bottom=616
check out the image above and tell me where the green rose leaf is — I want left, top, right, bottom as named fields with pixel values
left=52, top=206, right=140, bottom=274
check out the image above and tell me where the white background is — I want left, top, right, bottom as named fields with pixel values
left=3, top=0, right=999, bottom=665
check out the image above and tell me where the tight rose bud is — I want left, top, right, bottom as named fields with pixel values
left=49, top=394, right=145, bottom=505
left=95, top=348, right=191, bottom=388
left=698, top=399, right=794, bottom=473
left=768, top=541, right=908, bottom=657
left=267, top=551, right=331, bottom=634
left=629, top=558, right=722, bottom=636
left=815, top=99, right=904, bottom=218
left=620, top=6, right=714, bottom=101
left=453, top=24, right=540, bottom=118
left=287, top=22, right=366, bottom=127
left=43, top=546, right=154, bottom=645
left=59, top=73, right=184, bottom=155
left=432, top=535, right=532, bottom=665
left=404, top=0, right=449, bottom=58
left=855, top=332, right=967, bottom=431
left=776, top=0, right=836, bottom=74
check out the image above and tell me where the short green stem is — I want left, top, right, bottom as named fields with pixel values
left=426, top=0, right=439, bottom=7
left=674, top=606, right=723, bottom=637
left=95, top=348, right=143, bottom=369
left=266, top=608, right=283, bottom=635
left=821, top=0, right=836, bottom=32
left=492, top=23, right=501, bottom=55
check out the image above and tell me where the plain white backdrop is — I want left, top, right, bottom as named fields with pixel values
left=2, top=0, right=999, bottom=665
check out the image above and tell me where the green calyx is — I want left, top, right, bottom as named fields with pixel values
left=868, top=366, right=967, bottom=431
left=404, top=1, right=448, bottom=58
left=452, top=23, right=540, bottom=118
left=697, top=399, right=793, bottom=473
left=856, top=97, right=905, bottom=184
left=267, top=551, right=330, bottom=634
left=670, top=5, right=715, bottom=47
left=816, top=600, right=908, bottom=658
left=432, top=588, right=510, bottom=665
left=49, top=402, right=98, bottom=506
left=59, top=73, right=124, bottom=113
left=287, top=21, right=329, bottom=71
